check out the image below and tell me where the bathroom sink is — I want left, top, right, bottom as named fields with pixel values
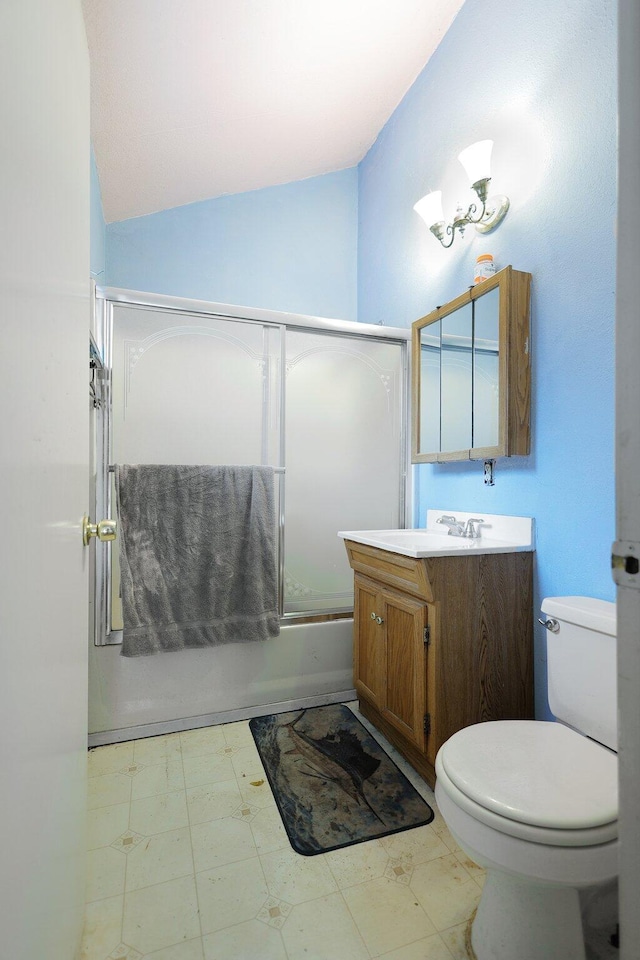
left=339, top=511, right=534, bottom=558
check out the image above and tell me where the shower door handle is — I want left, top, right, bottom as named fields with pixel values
left=82, top=515, right=117, bottom=546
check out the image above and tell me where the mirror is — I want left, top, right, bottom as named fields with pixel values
left=472, top=285, right=500, bottom=449
left=412, top=265, right=531, bottom=463
left=441, top=302, right=473, bottom=452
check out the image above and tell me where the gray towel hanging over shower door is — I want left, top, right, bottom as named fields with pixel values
left=115, top=464, right=280, bottom=656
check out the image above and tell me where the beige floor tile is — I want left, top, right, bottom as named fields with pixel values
left=186, top=780, right=242, bottom=825
left=342, top=876, right=436, bottom=957
left=130, top=790, right=189, bottom=836
left=88, top=742, right=135, bottom=778
left=440, top=922, right=472, bottom=960
left=88, top=802, right=130, bottom=850
left=249, top=804, right=290, bottom=855
left=88, top=772, right=133, bottom=810
left=182, top=753, right=235, bottom=788
left=133, top=733, right=183, bottom=765
left=376, top=932, right=454, bottom=960
left=179, top=725, right=227, bottom=759
left=131, top=760, right=185, bottom=800
left=230, top=743, right=266, bottom=782
left=122, top=875, right=200, bottom=955
left=196, top=857, right=269, bottom=935
left=454, top=852, right=485, bottom=884
left=86, top=846, right=127, bottom=902
left=80, top=894, right=123, bottom=959
left=222, top=720, right=256, bottom=749
left=203, top=919, right=287, bottom=960
left=103, top=946, right=141, bottom=960
left=430, top=811, right=460, bottom=853
left=141, top=936, right=205, bottom=959
left=281, top=892, right=370, bottom=960
left=237, top=770, right=275, bottom=808
left=380, top=825, right=449, bottom=865
left=261, top=846, right=338, bottom=905
left=409, top=855, right=481, bottom=932
left=125, top=827, right=193, bottom=892
left=324, top=839, right=390, bottom=889
left=191, top=816, right=257, bottom=873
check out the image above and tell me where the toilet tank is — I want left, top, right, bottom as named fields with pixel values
left=542, top=596, right=617, bottom=751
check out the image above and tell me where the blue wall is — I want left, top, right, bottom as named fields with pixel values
left=358, top=0, right=617, bottom=717
left=106, top=168, right=358, bottom=320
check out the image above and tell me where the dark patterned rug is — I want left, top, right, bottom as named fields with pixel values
left=249, top=703, right=434, bottom=856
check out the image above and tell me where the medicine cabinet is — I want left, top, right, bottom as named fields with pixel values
left=411, top=265, right=531, bottom=463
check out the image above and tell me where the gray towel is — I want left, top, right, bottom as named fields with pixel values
left=115, top=464, right=280, bottom=657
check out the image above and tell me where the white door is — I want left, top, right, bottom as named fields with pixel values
left=0, top=3, right=90, bottom=959
left=616, top=2, right=640, bottom=957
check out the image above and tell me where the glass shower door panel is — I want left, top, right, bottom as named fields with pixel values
left=111, top=305, right=277, bottom=464
left=284, top=330, right=404, bottom=615
left=109, top=305, right=279, bottom=631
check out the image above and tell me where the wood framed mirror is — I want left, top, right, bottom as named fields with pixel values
left=411, top=265, right=531, bottom=463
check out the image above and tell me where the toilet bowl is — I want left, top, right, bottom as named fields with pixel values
left=434, top=596, right=618, bottom=960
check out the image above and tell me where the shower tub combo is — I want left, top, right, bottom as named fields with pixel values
left=89, top=289, right=410, bottom=745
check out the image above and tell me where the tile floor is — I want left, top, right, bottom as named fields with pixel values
left=82, top=704, right=479, bottom=960
left=81, top=703, right=618, bottom=960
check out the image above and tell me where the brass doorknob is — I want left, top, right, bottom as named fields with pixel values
left=82, top=515, right=117, bottom=546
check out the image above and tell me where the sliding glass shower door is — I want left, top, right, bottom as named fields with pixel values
left=283, top=328, right=405, bottom=614
left=95, top=295, right=408, bottom=644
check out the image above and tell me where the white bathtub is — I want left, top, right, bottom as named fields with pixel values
left=88, top=618, right=355, bottom=745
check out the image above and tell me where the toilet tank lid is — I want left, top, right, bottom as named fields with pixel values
left=541, top=596, right=616, bottom=636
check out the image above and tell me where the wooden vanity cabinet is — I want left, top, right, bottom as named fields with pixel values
left=345, top=539, right=534, bottom=788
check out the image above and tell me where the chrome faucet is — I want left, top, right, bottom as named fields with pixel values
left=436, top=515, right=485, bottom=539
left=464, top=517, right=485, bottom=539
left=436, top=514, right=466, bottom=536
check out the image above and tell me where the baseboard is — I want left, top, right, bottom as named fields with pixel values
left=88, top=688, right=357, bottom=747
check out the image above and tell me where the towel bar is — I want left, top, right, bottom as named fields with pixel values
left=108, top=464, right=285, bottom=473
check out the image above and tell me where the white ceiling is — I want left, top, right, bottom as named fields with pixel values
left=83, top=0, right=465, bottom=223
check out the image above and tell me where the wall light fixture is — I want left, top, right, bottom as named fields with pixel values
left=414, top=140, right=510, bottom=249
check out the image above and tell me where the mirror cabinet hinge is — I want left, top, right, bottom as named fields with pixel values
left=424, top=713, right=431, bottom=736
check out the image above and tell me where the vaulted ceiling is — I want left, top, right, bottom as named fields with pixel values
left=83, top=0, right=465, bottom=223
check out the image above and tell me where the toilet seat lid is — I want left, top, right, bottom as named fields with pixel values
left=439, top=721, right=618, bottom=830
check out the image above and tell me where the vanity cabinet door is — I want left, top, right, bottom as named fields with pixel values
left=353, top=574, right=428, bottom=754
left=380, top=588, right=428, bottom=754
left=353, top=574, right=386, bottom=710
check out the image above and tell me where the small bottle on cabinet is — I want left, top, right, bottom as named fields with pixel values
left=474, top=253, right=496, bottom=284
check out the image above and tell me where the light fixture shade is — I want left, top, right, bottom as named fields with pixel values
left=414, top=191, right=445, bottom=227
left=458, top=140, right=493, bottom=185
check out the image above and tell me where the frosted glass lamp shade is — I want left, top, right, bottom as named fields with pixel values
left=458, top=140, right=493, bottom=185
left=414, top=191, right=445, bottom=227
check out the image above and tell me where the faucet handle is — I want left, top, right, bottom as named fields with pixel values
left=465, top=518, right=485, bottom=538
left=436, top=514, right=457, bottom=524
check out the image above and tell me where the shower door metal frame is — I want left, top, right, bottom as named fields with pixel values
left=92, top=286, right=411, bottom=647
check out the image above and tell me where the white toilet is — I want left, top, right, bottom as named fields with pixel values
left=434, top=596, right=618, bottom=960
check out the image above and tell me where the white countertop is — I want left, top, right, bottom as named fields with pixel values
left=339, top=511, right=534, bottom=558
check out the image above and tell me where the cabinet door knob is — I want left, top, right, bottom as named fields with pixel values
left=375, top=616, right=384, bottom=624
left=371, top=612, right=377, bottom=620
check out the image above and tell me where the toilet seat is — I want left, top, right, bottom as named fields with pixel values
left=437, top=721, right=618, bottom=846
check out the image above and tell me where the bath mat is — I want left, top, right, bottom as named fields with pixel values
left=249, top=703, right=434, bottom=856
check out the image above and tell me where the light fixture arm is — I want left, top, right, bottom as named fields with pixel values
left=431, top=178, right=494, bottom=248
